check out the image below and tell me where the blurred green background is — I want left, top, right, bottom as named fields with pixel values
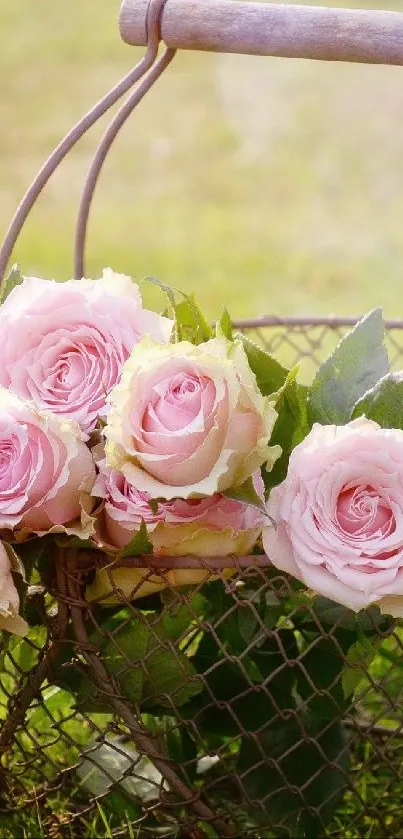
left=2, top=0, right=403, bottom=320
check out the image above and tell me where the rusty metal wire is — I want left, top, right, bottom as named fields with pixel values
left=0, top=563, right=398, bottom=836
left=0, top=0, right=175, bottom=287
left=74, top=44, right=176, bottom=280
left=234, top=315, right=403, bottom=383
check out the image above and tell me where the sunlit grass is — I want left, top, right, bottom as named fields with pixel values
left=2, top=1, right=403, bottom=321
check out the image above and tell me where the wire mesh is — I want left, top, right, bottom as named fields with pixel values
left=0, top=320, right=402, bottom=839
left=234, top=315, right=403, bottom=383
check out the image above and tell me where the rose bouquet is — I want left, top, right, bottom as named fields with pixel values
left=0, top=265, right=402, bottom=835
left=0, top=266, right=402, bottom=627
left=0, top=266, right=283, bottom=626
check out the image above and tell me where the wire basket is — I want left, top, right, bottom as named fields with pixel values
left=1, top=2, right=403, bottom=837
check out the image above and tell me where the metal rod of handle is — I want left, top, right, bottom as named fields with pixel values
left=74, top=47, right=176, bottom=280
left=120, top=0, right=403, bottom=66
left=0, top=0, right=169, bottom=286
left=0, top=57, right=153, bottom=287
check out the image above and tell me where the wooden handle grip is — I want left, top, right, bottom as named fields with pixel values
left=119, top=0, right=403, bottom=65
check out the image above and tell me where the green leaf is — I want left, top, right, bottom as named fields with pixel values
left=99, top=789, right=142, bottom=826
left=237, top=607, right=258, bottom=644
left=147, top=498, right=160, bottom=515
left=204, top=581, right=283, bottom=652
left=118, top=520, right=153, bottom=559
left=164, top=723, right=198, bottom=784
left=55, top=660, right=111, bottom=714
left=342, top=635, right=379, bottom=698
left=0, top=264, right=24, bottom=303
left=29, top=685, right=74, bottom=727
left=308, top=309, right=388, bottom=425
left=186, top=590, right=299, bottom=738
left=297, top=637, right=348, bottom=720
left=217, top=308, right=233, bottom=340
left=196, top=824, right=220, bottom=839
left=143, top=276, right=180, bottom=339
left=238, top=716, right=349, bottom=835
left=143, top=276, right=213, bottom=344
left=235, top=334, right=310, bottom=491
left=236, top=333, right=290, bottom=396
left=142, top=646, right=201, bottom=708
left=352, top=371, right=403, bottom=428
left=94, top=613, right=202, bottom=710
left=57, top=605, right=200, bottom=715
left=188, top=647, right=290, bottom=738
left=174, top=294, right=213, bottom=344
left=160, top=591, right=207, bottom=641
left=292, top=385, right=310, bottom=440
left=265, top=381, right=310, bottom=491
left=3, top=542, right=26, bottom=580
left=224, top=475, right=267, bottom=515
left=311, top=597, right=393, bottom=634
left=237, top=587, right=281, bottom=635
left=269, top=364, right=299, bottom=403
left=7, top=627, right=46, bottom=674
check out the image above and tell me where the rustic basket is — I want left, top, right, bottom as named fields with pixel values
left=1, top=2, right=403, bottom=837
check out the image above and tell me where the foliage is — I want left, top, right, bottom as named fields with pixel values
left=308, top=308, right=388, bottom=425
left=0, top=264, right=24, bottom=303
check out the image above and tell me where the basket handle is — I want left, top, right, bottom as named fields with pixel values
left=0, top=0, right=171, bottom=287
left=3, top=0, right=403, bottom=285
left=121, top=0, right=403, bottom=65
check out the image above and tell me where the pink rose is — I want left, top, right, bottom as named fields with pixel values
left=93, top=464, right=264, bottom=554
left=87, top=466, right=264, bottom=603
left=0, top=389, right=96, bottom=535
left=92, top=466, right=165, bottom=547
left=263, top=418, right=403, bottom=617
left=0, top=269, right=172, bottom=437
left=105, top=335, right=280, bottom=498
left=0, top=543, right=27, bottom=635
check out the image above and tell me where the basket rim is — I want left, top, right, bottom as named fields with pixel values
left=233, top=314, right=403, bottom=329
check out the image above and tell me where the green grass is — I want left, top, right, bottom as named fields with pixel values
left=2, top=1, right=403, bottom=320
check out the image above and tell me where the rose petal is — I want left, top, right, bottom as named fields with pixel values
left=264, top=418, right=403, bottom=613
